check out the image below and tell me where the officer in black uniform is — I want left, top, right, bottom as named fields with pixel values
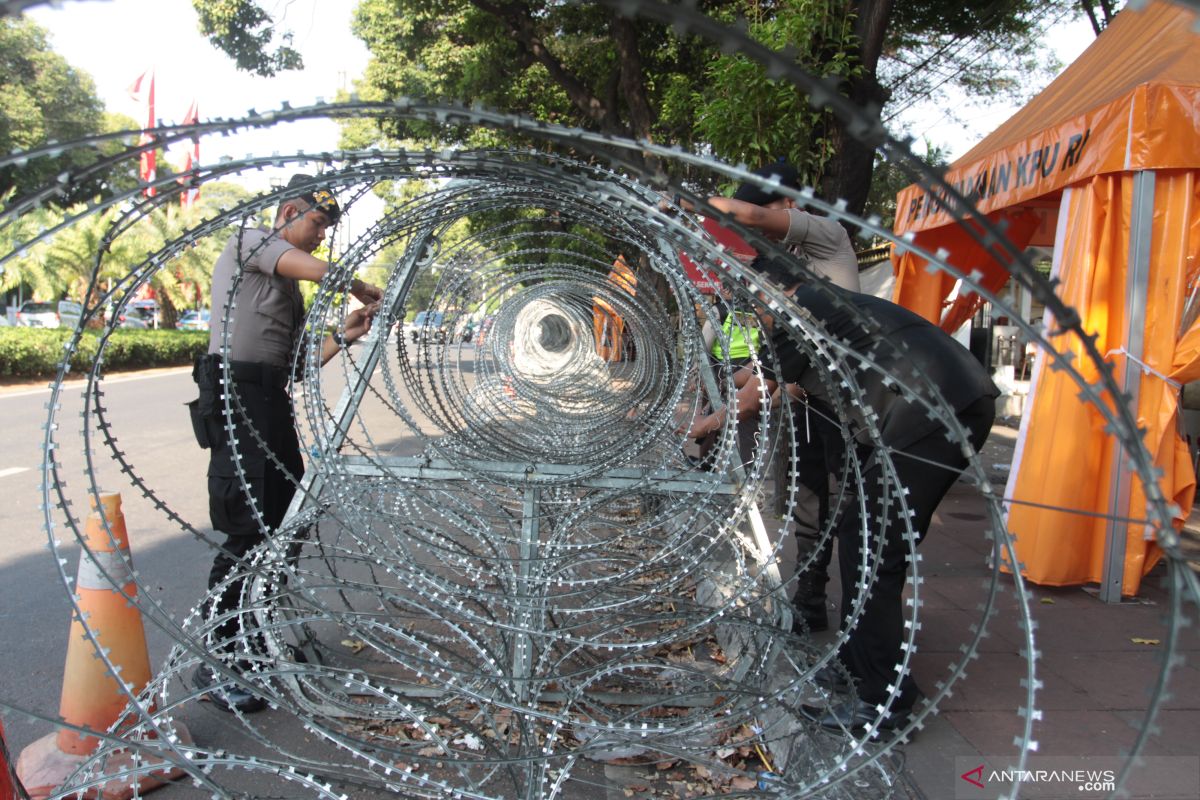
left=686, top=257, right=996, bottom=732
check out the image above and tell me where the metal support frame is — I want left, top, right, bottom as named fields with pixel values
left=512, top=487, right=539, bottom=703
left=263, top=282, right=791, bottom=708
left=1100, top=169, right=1156, bottom=603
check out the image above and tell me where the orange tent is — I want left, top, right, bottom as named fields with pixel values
left=890, top=1, right=1200, bottom=598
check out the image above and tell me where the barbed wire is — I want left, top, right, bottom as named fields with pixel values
left=1, top=2, right=1196, bottom=799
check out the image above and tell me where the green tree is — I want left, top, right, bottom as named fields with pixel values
left=344, top=0, right=727, bottom=172
left=807, top=0, right=1079, bottom=218
left=191, top=0, right=302, bottom=76
left=0, top=201, right=63, bottom=301
left=864, top=139, right=948, bottom=232
left=1, top=180, right=248, bottom=321
left=0, top=17, right=108, bottom=206
left=694, top=1, right=860, bottom=192
left=1, top=202, right=142, bottom=308
left=193, top=0, right=1084, bottom=217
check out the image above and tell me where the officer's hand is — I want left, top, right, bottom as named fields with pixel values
left=350, top=279, right=383, bottom=304
left=657, top=194, right=694, bottom=215
left=344, top=302, right=380, bottom=344
left=677, top=410, right=719, bottom=440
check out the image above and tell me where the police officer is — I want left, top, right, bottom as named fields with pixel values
left=686, top=258, right=996, bottom=732
left=693, top=162, right=861, bottom=632
left=190, top=174, right=382, bottom=712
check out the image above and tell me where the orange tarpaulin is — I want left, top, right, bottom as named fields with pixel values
left=890, top=1, right=1200, bottom=596
left=1004, top=171, right=1200, bottom=589
left=892, top=209, right=1042, bottom=330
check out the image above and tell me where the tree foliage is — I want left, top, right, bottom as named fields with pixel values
left=345, top=0, right=725, bottom=164
left=0, top=17, right=107, bottom=206
left=865, top=140, right=949, bottom=231
left=191, top=0, right=302, bottom=76
left=194, top=0, right=1084, bottom=218
left=880, top=0, right=1077, bottom=125
left=694, top=1, right=860, bottom=191
left=1, top=181, right=250, bottom=319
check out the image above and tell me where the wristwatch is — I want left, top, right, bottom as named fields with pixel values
left=331, top=331, right=346, bottom=348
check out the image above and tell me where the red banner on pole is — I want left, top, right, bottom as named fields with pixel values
left=127, top=69, right=156, bottom=197
left=179, top=98, right=200, bottom=208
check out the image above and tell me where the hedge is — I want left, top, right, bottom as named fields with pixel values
left=0, top=328, right=209, bottom=379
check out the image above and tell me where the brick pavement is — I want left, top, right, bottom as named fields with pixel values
left=888, top=424, right=1200, bottom=799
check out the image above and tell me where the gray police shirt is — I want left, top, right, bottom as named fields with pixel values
left=783, top=208, right=861, bottom=292
left=207, top=226, right=305, bottom=367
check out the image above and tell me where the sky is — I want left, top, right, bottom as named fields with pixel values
left=889, top=14, right=1098, bottom=159
left=26, top=0, right=1099, bottom=183
left=27, top=0, right=370, bottom=190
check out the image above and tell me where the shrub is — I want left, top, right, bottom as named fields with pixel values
left=0, top=328, right=209, bottom=379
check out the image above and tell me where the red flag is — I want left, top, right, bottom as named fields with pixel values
left=180, top=98, right=198, bottom=126
left=127, top=69, right=156, bottom=197
left=179, top=98, right=200, bottom=208
left=126, top=70, right=151, bottom=103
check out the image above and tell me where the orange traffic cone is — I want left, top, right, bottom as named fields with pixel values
left=16, top=493, right=191, bottom=800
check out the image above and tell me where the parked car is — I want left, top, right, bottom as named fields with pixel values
left=178, top=309, right=211, bottom=331
left=115, top=312, right=149, bottom=329
left=15, top=301, right=60, bottom=328
left=129, top=299, right=160, bottom=328
left=104, top=303, right=152, bottom=329
left=409, top=310, right=450, bottom=344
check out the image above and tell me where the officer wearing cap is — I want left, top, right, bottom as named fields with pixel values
left=190, top=174, right=382, bottom=713
left=684, top=162, right=860, bottom=631
left=688, top=160, right=861, bottom=292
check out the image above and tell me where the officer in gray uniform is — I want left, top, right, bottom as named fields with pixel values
left=190, top=174, right=381, bottom=712
left=697, top=162, right=859, bottom=633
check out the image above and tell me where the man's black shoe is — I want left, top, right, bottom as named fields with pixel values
left=790, top=576, right=830, bottom=633
left=801, top=696, right=912, bottom=735
left=790, top=605, right=829, bottom=633
left=192, top=663, right=267, bottom=714
left=811, top=664, right=853, bottom=694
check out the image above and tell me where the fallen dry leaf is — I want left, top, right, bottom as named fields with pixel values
left=340, top=638, right=366, bottom=653
left=1039, top=598, right=1055, bottom=604
left=1131, top=637, right=1161, bottom=646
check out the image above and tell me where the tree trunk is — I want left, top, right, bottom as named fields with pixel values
left=610, top=14, right=660, bottom=174
left=817, top=0, right=894, bottom=220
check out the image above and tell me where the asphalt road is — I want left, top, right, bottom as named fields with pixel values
left=0, top=367, right=211, bottom=754
left=0, top=351, right=438, bottom=755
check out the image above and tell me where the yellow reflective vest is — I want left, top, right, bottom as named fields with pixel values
left=711, top=312, right=760, bottom=360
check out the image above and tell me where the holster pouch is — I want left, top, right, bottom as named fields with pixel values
left=188, top=353, right=226, bottom=450
left=187, top=398, right=211, bottom=448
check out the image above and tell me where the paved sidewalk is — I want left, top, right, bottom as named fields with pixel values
left=890, top=423, right=1200, bottom=799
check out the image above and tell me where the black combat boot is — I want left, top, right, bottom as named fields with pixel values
left=791, top=568, right=830, bottom=633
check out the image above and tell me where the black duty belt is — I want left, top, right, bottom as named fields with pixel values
left=225, top=360, right=292, bottom=389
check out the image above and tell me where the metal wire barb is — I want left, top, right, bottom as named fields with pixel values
left=0, top=2, right=1196, bottom=798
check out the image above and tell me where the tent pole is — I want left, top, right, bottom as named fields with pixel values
left=1100, top=169, right=1156, bottom=603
